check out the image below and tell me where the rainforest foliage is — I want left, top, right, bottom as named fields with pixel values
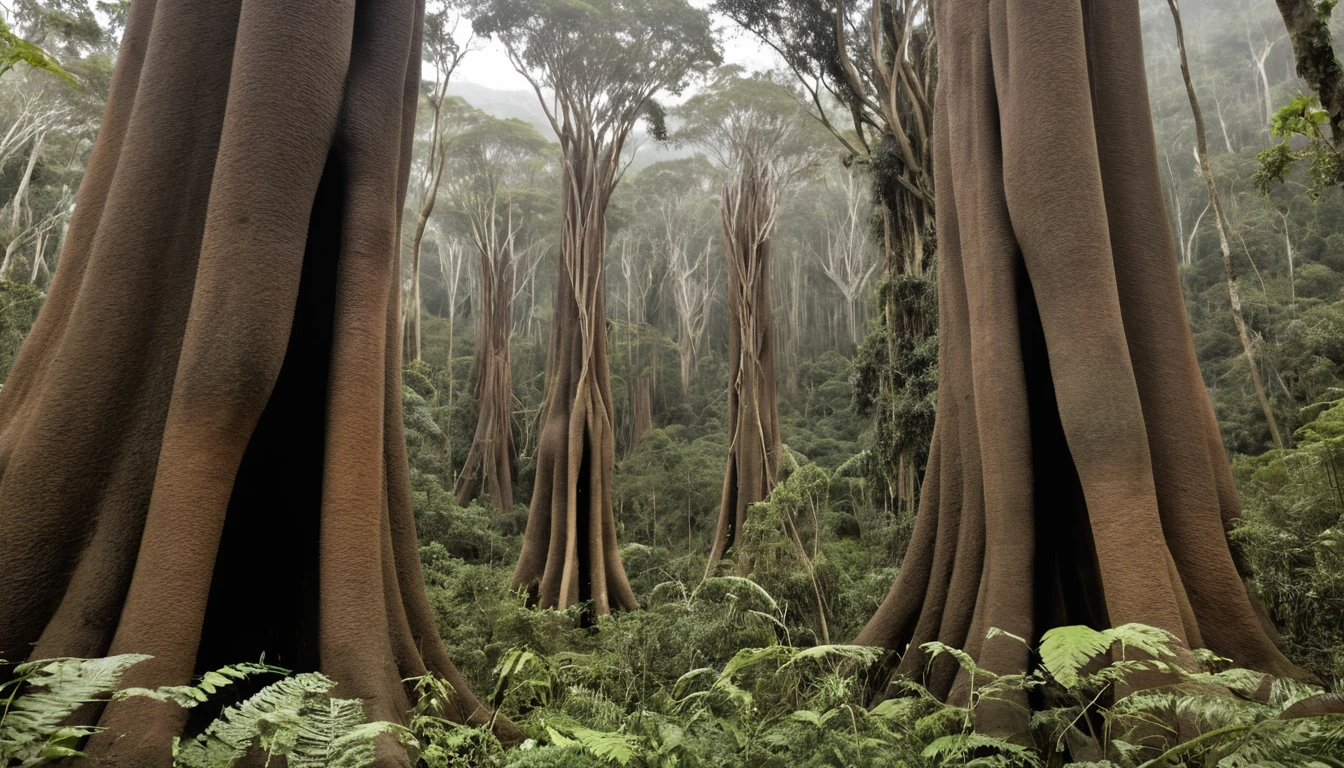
left=3, top=0, right=1344, bottom=766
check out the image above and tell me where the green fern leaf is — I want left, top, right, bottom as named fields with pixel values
left=117, top=661, right=285, bottom=709
left=1104, top=623, right=1178, bottom=661
left=1037, top=626, right=1113, bottom=688
left=781, top=644, right=882, bottom=669
left=172, top=671, right=409, bottom=768
left=0, top=654, right=151, bottom=765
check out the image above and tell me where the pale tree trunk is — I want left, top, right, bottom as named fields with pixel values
left=1171, top=0, right=1287, bottom=450
left=813, top=172, right=879, bottom=349
left=1212, top=94, right=1235, bottom=153
left=708, top=156, right=784, bottom=568
left=670, top=240, right=713, bottom=393
left=404, top=27, right=469, bottom=362
left=10, top=132, right=44, bottom=230
left=456, top=233, right=517, bottom=515
left=438, top=236, right=466, bottom=468
left=615, top=232, right=656, bottom=454
left=1278, top=208, right=1295, bottom=304
left=1249, top=29, right=1279, bottom=128
left=1184, top=203, right=1209, bottom=267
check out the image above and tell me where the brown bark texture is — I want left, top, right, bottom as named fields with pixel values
left=455, top=242, right=517, bottom=515
left=855, top=0, right=1305, bottom=729
left=707, top=159, right=784, bottom=568
left=0, top=0, right=512, bottom=764
left=626, top=373, right=654, bottom=455
left=510, top=133, right=638, bottom=615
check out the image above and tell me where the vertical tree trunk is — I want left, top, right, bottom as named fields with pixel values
left=858, top=0, right=1306, bottom=741
left=0, top=2, right=515, bottom=764
left=1274, top=0, right=1344, bottom=144
left=1171, top=0, right=1287, bottom=450
left=512, top=133, right=637, bottom=615
left=10, top=132, right=43, bottom=230
left=455, top=243, right=516, bottom=515
left=627, top=373, right=653, bottom=453
left=708, top=160, right=784, bottom=568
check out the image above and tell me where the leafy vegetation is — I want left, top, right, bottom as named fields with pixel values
left=3, top=0, right=1344, bottom=766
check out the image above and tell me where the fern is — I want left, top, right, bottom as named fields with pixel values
left=116, top=662, right=285, bottom=709
left=1037, top=624, right=1178, bottom=689
left=546, top=723, right=640, bottom=766
left=172, top=671, right=412, bottom=768
left=0, top=654, right=150, bottom=766
left=921, top=732, right=1043, bottom=767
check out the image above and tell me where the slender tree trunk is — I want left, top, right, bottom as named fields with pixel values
left=1213, top=95, right=1235, bottom=152
left=708, top=158, right=784, bottom=569
left=1171, top=0, right=1287, bottom=450
left=627, top=373, right=653, bottom=453
left=1279, top=209, right=1295, bottom=304
left=456, top=243, right=517, bottom=515
left=10, top=132, right=43, bottom=230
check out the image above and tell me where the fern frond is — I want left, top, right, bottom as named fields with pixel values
left=173, top=671, right=410, bottom=768
left=781, top=644, right=882, bottom=670
left=116, top=662, right=286, bottom=709
left=1037, top=626, right=1112, bottom=689
left=0, top=654, right=151, bottom=765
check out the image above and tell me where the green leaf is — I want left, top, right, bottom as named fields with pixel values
left=1038, top=626, right=1113, bottom=688
left=0, top=654, right=151, bottom=765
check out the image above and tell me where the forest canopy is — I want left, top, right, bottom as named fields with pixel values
left=1, top=0, right=1344, bottom=766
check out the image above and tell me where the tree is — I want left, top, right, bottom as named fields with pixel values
left=1169, top=0, right=1288, bottom=449
left=403, top=4, right=471, bottom=362
left=1255, top=2, right=1344, bottom=192
left=0, top=3, right=514, bottom=763
left=446, top=110, right=550, bottom=515
left=716, top=0, right=938, bottom=515
left=469, top=0, right=720, bottom=614
left=857, top=0, right=1304, bottom=739
left=1272, top=0, right=1344, bottom=144
left=625, top=157, right=718, bottom=394
left=811, top=168, right=879, bottom=349
left=675, top=68, right=819, bottom=568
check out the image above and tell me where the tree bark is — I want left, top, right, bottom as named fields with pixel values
left=10, top=131, right=43, bottom=230
left=1171, top=0, right=1287, bottom=450
left=857, top=0, right=1306, bottom=740
left=627, top=372, right=654, bottom=453
left=1274, top=0, right=1344, bottom=145
left=511, top=126, right=638, bottom=615
left=0, top=2, right=514, bottom=764
left=707, top=158, right=784, bottom=568
left=455, top=240, right=516, bottom=515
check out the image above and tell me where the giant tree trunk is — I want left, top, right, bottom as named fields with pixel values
left=510, top=134, right=638, bottom=615
left=455, top=243, right=517, bottom=514
left=707, top=161, right=783, bottom=568
left=856, top=0, right=1305, bottom=738
left=0, top=1, right=512, bottom=764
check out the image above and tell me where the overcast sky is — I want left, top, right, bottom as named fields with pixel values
left=453, top=7, right=783, bottom=98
